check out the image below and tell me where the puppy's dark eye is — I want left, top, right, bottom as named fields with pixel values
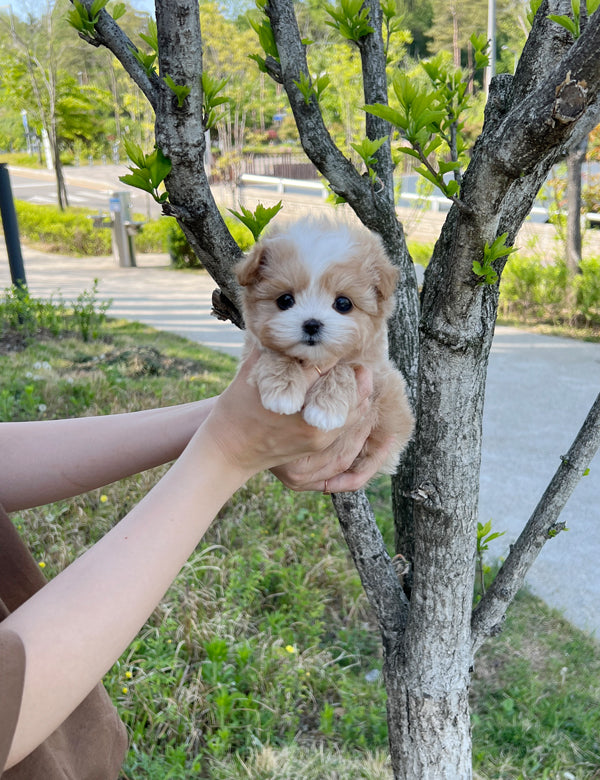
left=276, top=293, right=295, bottom=311
left=333, top=296, right=353, bottom=314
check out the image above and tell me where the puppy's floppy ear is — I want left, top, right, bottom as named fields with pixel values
left=368, top=239, right=399, bottom=302
left=235, top=242, right=270, bottom=287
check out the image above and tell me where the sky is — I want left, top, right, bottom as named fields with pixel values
left=131, top=0, right=154, bottom=16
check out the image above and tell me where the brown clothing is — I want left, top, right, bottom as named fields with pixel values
left=0, top=504, right=127, bottom=778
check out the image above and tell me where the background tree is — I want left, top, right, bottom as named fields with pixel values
left=68, top=0, right=600, bottom=777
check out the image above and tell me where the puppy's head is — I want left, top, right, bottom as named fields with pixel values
left=235, top=219, right=398, bottom=365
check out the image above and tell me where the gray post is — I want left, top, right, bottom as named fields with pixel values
left=0, top=163, right=27, bottom=290
left=109, top=191, right=137, bottom=267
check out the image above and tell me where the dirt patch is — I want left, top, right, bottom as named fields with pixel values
left=74, top=346, right=206, bottom=378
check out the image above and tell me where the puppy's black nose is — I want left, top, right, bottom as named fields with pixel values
left=303, top=319, right=323, bottom=337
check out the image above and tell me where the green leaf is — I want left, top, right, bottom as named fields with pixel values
left=247, top=9, right=279, bottom=61
left=122, top=138, right=147, bottom=170
left=147, top=148, right=172, bottom=190
left=164, top=74, right=191, bottom=108
left=248, top=53, right=268, bottom=73
left=294, top=72, right=314, bottom=105
left=587, top=0, right=600, bottom=13
left=119, top=171, right=154, bottom=195
left=364, top=103, right=408, bottom=130
left=484, top=232, right=518, bottom=263
left=202, top=73, right=230, bottom=129
left=228, top=201, right=283, bottom=241
left=324, top=0, right=374, bottom=41
left=90, top=0, right=109, bottom=18
left=131, top=48, right=157, bottom=77
left=111, top=2, right=126, bottom=20
left=548, top=13, right=579, bottom=36
left=445, top=179, right=460, bottom=198
left=139, top=18, right=159, bottom=53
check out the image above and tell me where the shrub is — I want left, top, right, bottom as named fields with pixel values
left=15, top=201, right=112, bottom=255
left=497, top=253, right=600, bottom=326
left=14, top=201, right=254, bottom=262
left=575, top=256, right=600, bottom=325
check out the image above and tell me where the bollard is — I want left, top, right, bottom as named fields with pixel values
left=108, top=192, right=142, bottom=267
left=0, top=163, right=27, bottom=291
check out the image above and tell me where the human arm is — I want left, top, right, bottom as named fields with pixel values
left=0, top=356, right=373, bottom=769
left=0, top=398, right=217, bottom=513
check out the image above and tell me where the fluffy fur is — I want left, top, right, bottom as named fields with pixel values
left=234, top=218, right=414, bottom=475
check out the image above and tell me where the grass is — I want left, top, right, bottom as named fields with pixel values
left=1, top=293, right=599, bottom=779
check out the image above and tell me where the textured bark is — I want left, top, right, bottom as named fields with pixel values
left=72, top=0, right=600, bottom=776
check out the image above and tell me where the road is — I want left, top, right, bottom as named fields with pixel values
left=1, top=164, right=599, bottom=639
left=7, top=164, right=163, bottom=220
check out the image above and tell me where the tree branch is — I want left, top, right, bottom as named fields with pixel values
left=332, top=491, right=408, bottom=643
left=265, top=0, right=377, bottom=223
left=490, top=10, right=600, bottom=180
left=471, top=393, right=600, bottom=653
left=70, top=0, right=160, bottom=110
left=356, top=0, right=395, bottom=209
left=153, top=0, right=245, bottom=325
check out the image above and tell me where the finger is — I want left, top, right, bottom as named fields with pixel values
left=324, top=436, right=396, bottom=494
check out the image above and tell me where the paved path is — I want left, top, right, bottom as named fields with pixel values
left=1, top=245, right=599, bottom=639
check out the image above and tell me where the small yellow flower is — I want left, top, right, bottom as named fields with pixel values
left=285, top=645, right=296, bottom=654
left=100, top=494, right=108, bottom=503
left=121, top=687, right=128, bottom=694
left=125, top=671, right=132, bottom=679
left=38, top=561, right=46, bottom=569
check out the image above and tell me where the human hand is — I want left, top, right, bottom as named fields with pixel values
left=199, top=349, right=366, bottom=480
left=271, top=365, right=395, bottom=493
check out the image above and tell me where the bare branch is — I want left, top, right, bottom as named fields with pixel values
left=71, top=0, right=160, bottom=109
left=332, top=490, right=408, bottom=644
left=471, top=393, right=600, bottom=653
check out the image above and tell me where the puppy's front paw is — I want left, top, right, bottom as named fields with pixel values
left=259, top=384, right=305, bottom=416
left=303, top=402, right=347, bottom=431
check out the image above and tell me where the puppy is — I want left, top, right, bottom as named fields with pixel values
left=234, top=218, right=414, bottom=476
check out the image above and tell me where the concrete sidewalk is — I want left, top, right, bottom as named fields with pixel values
left=1, top=240, right=599, bottom=639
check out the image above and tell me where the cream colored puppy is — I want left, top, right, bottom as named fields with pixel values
left=235, top=218, right=414, bottom=476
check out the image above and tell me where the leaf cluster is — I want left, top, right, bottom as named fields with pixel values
left=548, top=0, right=600, bottom=39
left=473, top=233, right=518, bottom=285
left=476, top=520, right=506, bottom=555
left=131, top=18, right=158, bottom=77
left=119, top=138, right=171, bottom=204
left=164, top=74, right=191, bottom=108
left=247, top=0, right=280, bottom=74
left=202, top=72, right=230, bottom=130
left=324, top=0, right=374, bottom=42
left=293, top=71, right=330, bottom=106
left=350, top=136, right=388, bottom=184
left=67, top=0, right=116, bottom=39
left=365, top=34, right=488, bottom=203
left=228, top=202, right=283, bottom=241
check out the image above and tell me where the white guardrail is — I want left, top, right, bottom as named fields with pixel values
left=238, top=173, right=600, bottom=226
